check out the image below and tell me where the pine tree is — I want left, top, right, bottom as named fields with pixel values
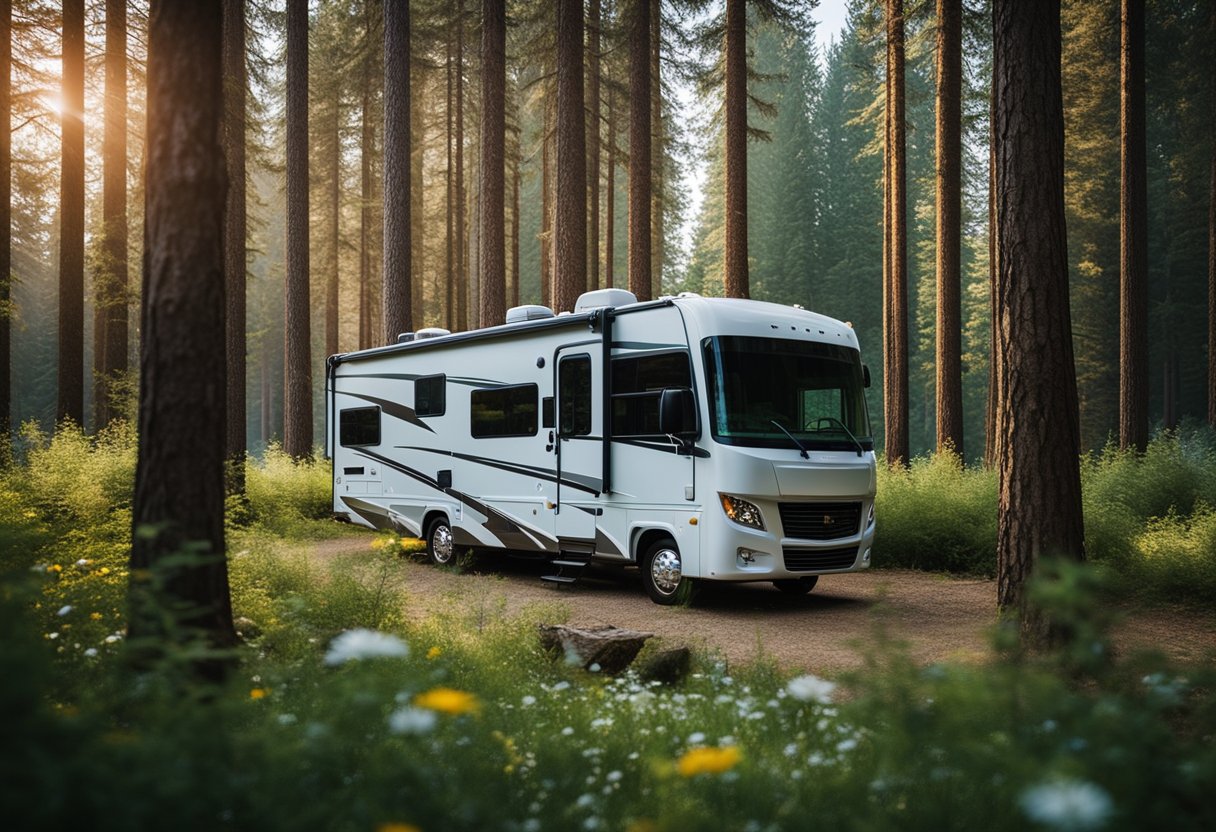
left=628, top=0, right=651, bottom=301
left=722, top=0, right=747, bottom=299
left=479, top=0, right=506, bottom=326
left=587, top=0, right=601, bottom=293
left=0, top=0, right=10, bottom=445
left=384, top=0, right=412, bottom=339
left=884, top=0, right=909, bottom=468
left=283, top=0, right=312, bottom=458
left=934, top=0, right=963, bottom=459
left=223, top=0, right=247, bottom=492
left=554, top=0, right=586, bottom=313
left=1119, top=0, right=1147, bottom=451
left=58, top=0, right=85, bottom=427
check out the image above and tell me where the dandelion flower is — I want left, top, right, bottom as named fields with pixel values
left=324, top=629, right=409, bottom=665
left=250, top=688, right=269, bottom=700
left=413, top=687, right=481, bottom=716
left=426, top=646, right=442, bottom=660
left=388, top=706, right=438, bottom=735
left=376, top=823, right=422, bottom=832
left=786, top=674, right=837, bottom=704
left=1019, top=779, right=1113, bottom=831
left=676, top=746, right=742, bottom=777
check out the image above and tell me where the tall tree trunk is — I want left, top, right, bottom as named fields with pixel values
left=628, top=0, right=651, bottom=301
left=326, top=81, right=339, bottom=356
left=283, top=0, right=312, bottom=458
left=384, top=0, right=411, bottom=340
left=58, top=0, right=85, bottom=427
left=1209, top=0, right=1215, bottom=428
left=0, top=0, right=10, bottom=448
left=411, top=63, right=425, bottom=325
left=985, top=85, right=999, bottom=469
left=445, top=33, right=455, bottom=329
left=722, top=0, right=747, bottom=299
left=95, top=0, right=128, bottom=429
left=934, top=0, right=963, bottom=460
left=993, top=0, right=1085, bottom=641
left=479, top=0, right=505, bottom=326
left=511, top=152, right=520, bottom=308
left=883, top=0, right=909, bottom=468
left=605, top=85, right=615, bottom=290
left=555, top=0, right=586, bottom=313
left=650, top=0, right=662, bottom=299
left=455, top=0, right=467, bottom=330
left=223, top=0, right=246, bottom=492
left=359, top=31, right=374, bottom=349
left=130, top=0, right=237, bottom=674
left=541, top=96, right=553, bottom=307
left=587, top=0, right=601, bottom=293
left=1119, top=0, right=1148, bottom=452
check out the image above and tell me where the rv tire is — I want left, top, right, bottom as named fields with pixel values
left=425, top=517, right=455, bottom=567
left=773, top=576, right=819, bottom=596
left=641, top=537, right=697, bottom=606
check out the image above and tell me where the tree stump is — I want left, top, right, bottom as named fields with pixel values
left=638, top=646, right=692, bottom=685
left=537, top=624, right=654, bottom=674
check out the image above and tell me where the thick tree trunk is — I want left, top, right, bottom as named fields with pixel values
left=130, top=0, right=237, bottom=673
left=587, top=0, right=601, bottom=293
left=992, top=0, right=1085, bottom=641
left=58, top=0, right=85, bottom=427
left=650, top=0, right=662, bottom=299
left=555, top=0, right=586, bottom=314
left=326, top=86, right=339, bottom=357
left=479, top=0, right=505, bottom=326
left=541, top=96, right=553, bottom=307
left=985, top=86, right=999, bottom=469
left=605, top=86, right=615, bottom=290
left=934, top=0, right=963, bottom=460
left=384, top=0, right=411, bottom=340
left=359, top=38, right=374, bottom=349
left=1210, top=0, right=1216, bottom=428
left=1119, top=0, right=1148, bottom=452
left=883, top=0, right=909, bottom=468
left=455, top=0, right=467, bottom=330
left=95, top=0, right=128, bottom=429
left=223, top=0, right=246, bottom=492
left=411, top=63, right=425, bottom=324
left=723, top=0, right=747, bottom=299
left=283, top=0, right=312, bottom=458
left=0, top=0, right=10, bottom=446
left=628, top=0, right=651, bottom=301
left=445, top=34, right=455, bottom=329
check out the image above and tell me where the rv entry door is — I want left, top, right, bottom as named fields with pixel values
left=554, top=349, right=601, bottom=543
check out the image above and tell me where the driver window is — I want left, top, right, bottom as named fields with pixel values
left=800, top=388, right=843, bottom=430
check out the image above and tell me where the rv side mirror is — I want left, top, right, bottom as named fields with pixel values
left=862, top=364, right=872, bottom=388
left=658, top=387, right=696, bottom=437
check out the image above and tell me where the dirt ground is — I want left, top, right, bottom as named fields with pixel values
left=311, top=535, right=1216, bottom=672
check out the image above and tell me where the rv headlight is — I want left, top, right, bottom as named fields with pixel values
left=719, top=493, right=765, bottom=530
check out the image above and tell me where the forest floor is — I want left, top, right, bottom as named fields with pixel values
left=310, top=535, right=1216, bottom=673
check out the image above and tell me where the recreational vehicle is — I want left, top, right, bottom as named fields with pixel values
left=326, top=289, right=877, bottom=605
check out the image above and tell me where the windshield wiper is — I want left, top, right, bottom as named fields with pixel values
left=770, top=420, right=809, bottom=460
left=816, top=416, right=865, bottom=457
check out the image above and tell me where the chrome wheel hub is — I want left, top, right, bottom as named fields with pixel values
left=651, top=548, right=683, bottom=595
left=431, top=525, right=453, bottom=564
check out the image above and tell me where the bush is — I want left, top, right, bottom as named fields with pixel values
left=243, top=445, right=339, bottom=538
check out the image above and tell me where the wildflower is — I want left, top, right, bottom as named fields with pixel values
left=56, top=605, right=73, bottom=617
left=687, top=732, right=706, bottom=745
left=83, top=648, right=98, bottom=658
left=413, top=687, right=480, bottom=716
left=836, top=737, right=858, bottom=753
left=90, top=612, right=102, bottom=621
left=676, top=746, right=742, bottom=777
left=324, top=629, right=410, bottom=665
left=388, top=706, right=438, bottom=735
left=1019, top=779, right=1113, bottom=831
left=786, top=673, right=837, bottom=704
left=250, top=688, right=269, bottom=700
left=561, top=726, right=575, bottom=736
left=98, top=567, right=110, bottom=576
left=49, top=564, right=62, bottom=574
left=376, top=823, right=421, bottom=832
left=521, top=695, right=537, bottom=707
left=426, top=646, right=442, bottom=661
left=47, top=632, right=59, bottom=640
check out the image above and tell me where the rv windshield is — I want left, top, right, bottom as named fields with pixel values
left=702, top=335, right=873, bottom=452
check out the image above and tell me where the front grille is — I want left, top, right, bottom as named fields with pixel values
left=783, top=545, right=859, bottom=572
left=778, top=501, right=862, bottom=540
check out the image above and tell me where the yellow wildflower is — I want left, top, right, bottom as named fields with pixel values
left=250, top=688, right=269, bottom=700
left=49, top=564, right=62, bottom=574
left=413, top=687, right=480, bottom=716
left=370, top=538, right=387, bottom=550
left=676, top=746, right=741, bottom=777
left=626, top=821, right=659, bottom=832
left=376, top=824, right=421, bottom=832
left=98, top=567, right=111, bottom=576
left=426, top=646, right=442, bottom=661
left=90, top=612, right=102, bottom=621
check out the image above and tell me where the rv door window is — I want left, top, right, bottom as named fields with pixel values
left=339, top=406, right=381, bottom=447
left=471, top=384, right=539, bottom=438
left=558, top=355, right=592, bottom=436
left=611, top=351, right=694, bottom=437
left=415, top=374, right=446, bottom=417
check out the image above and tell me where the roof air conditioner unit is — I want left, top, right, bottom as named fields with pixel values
left=574, top=288, right=637, bottom=313
left=505, top=304, right=556, bottom=323
left=414, top=327, right=451, bottom=340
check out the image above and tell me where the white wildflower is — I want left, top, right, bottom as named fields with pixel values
left=606, top=770, right=622, bottom=783
left=562, top=726, right=575, bottom=736
left=521, top=695, right=537, bottom=707
left=687, top=732, right=706, bottom=745
left=74, top=558, right=89, bottom=568
left=56, top=605, right=73, bottom=617
left=836, top=737, right=858, bottom=753
left=1019, top=779, right=1114, bottom=831
left=104, top=634, right=121, bottom=644
left=551, top=681, right=571, bottom=692
left=575, top=793, right=595, bottom=809
left=786, top=673, right=837, bottom=704
left=388, top=706, right=438, bottom=735
left=323, top=629, right=409, bottom=665
left=588, top=662, right=601, bottom=673
left=83, top=647, right=98, bottom=658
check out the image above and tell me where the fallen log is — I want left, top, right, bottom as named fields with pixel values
left=537, top=624, right=655, bottom=674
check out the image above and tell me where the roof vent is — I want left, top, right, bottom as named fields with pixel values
left=397, top=332, right=415, bottom=344
left=506, top=304, right=556, bottom=323
left=574, top=288, right=637, bottom=313
left=414, top=327, right=451, bottom=340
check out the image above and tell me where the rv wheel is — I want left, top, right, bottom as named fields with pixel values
left=426, top=517, right=455, bottom=567
left=773, top=576, right=819, bottom=596
left=641, top=538, right=697, bottom=606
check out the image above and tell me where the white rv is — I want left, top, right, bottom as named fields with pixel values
left=326, top=289, right=876, bottom=605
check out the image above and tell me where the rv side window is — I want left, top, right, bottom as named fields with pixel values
left=471, top=384, right=539, bottom=438
left=558, top=355, right=592, bottom=436
left=416, top=374, right=446, bottom=417
left=611, top=351, right=693, bottom=437
left=339, top=406, right=381, bottom=447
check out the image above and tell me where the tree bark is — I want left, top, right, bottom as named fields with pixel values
left=1209, top=0, right=1216, bottom=428
left=935, top=0, right=963, bottom=460
left=1119, top=0, right=1148, bottom=452
left=58, top=0, right=85, bottom=427
left=883, top=0, right=909, bottom=468
left=359, top=20, right=374, bottom=349
left=993, top=0, right=1085, bottom=641
left=511, top=143, right=520, bottom=309
left=325, top=71, right=339, bottom=357
left=555, top=0, right=586, bottom=314
left=985, top=83, right=999, bottom=469
left=0, top=0, right=10, bottom=446
left=650, top=0, right=662, bottom=299
left=130, top=0, right=237, bottom=673
left=541, top=95, right=553, bottom=307
left=455, top=0, right=467, bottom=330
left=479, top=0, right=505, bottom=326
left=628, top=0, right=651, bottom=301
left=723, top=0, right=747, bottom=299
left=384, top=0, right=411, bottom=340
left=445, top=33, right=455, bottom=329
left=411, top=63, right=425, bottom=324
left=283, top=0, right=312, bottom=458
left=223, top=0, right=246, bottom=493
left=605, top=85, right=615, bottom=290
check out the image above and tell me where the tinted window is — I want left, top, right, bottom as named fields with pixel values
left=611, top=351, right=693, bottom=437
left=340, top=407, right=380, bottom=447
left=471, top=384, right=539, bottom=438
left=559, top=355, right=592, bottom=437
left=416, top=374, right=446, bottom=417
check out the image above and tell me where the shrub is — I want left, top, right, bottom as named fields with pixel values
left=243, top=445, right=337, bottom=537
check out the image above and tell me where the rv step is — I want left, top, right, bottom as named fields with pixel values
left=551, top=559, right=590, bottom=568
left=540, top=574, right=579, bottom=585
